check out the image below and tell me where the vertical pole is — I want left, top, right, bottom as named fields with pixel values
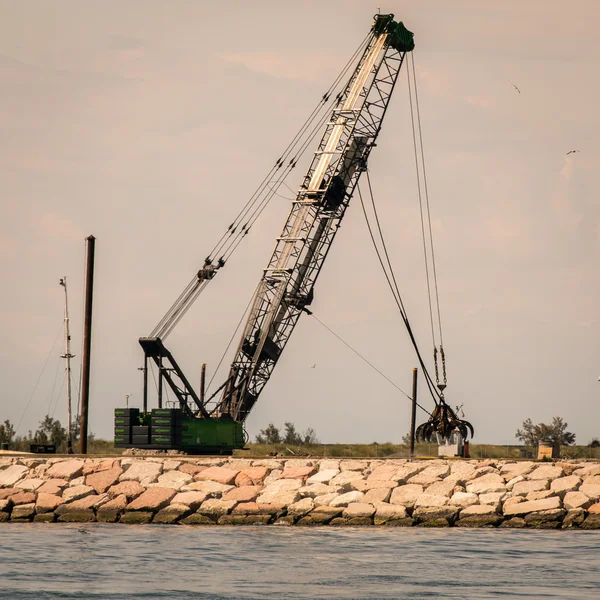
left=409, top=367, right=418, bottom=457
left=158, top=355, right=163, bottom=409
left=80, top=235, right=96, bottom=454
left=142, top=356, right=148, bottom=413
left=200, top=363, right=206, bottom=406
left=60, top=277, right=75, bottom=453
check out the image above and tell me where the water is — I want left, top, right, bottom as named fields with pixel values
left=0, top=525, right=598, bottom=599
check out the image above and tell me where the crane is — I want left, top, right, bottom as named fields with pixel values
left=115, top=15, right=419, bottom=453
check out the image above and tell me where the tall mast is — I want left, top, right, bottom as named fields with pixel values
left=59, top=277, right=75, bottom=452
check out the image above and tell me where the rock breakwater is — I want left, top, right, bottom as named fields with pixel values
left=1, top=456, right=600, bottom=528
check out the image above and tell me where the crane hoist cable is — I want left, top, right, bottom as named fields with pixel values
left=150, top=32, right=374, bottom=341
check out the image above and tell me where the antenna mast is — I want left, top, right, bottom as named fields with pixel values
left=59, top=277, right=75, bottom=453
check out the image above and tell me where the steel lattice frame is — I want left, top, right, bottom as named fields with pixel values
left=216, top=35, right=407, bottom=421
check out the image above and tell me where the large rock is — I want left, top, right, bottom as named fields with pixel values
left=479, top=493, right=504, bottom=508
left=550, top=475, right=581, bottom=495
left=63, top=485, right=94, bottom=502
left=512, top=479, right=548, bottom=496
left=573, top=464, right=600, bottom=478
left=527, top=490, right=555, bottom=501
left=235, top=467, right=269, bottom=486
left=415, top=493, right=449, bottom=508
left=299, top=483, right=333, bottom=498
left=222, top=486, right=262, bottom=502
left=373, top=502, right=408, bottom=524
left=127, top=487, right=176, bottom=512
left=257, top=479, right=302, bottom=504
left=197, top=499, right=237, bottom=517
left=154, top=470, right=193, bottom=490
left=120, top=461, right=162, bottom=485
left=231, top=502, right=283, bottom=516
left=562, top=508, right=586, bottom=528
left=500, top=462, right=535, bottom=478
left=170, top=491, right=208, bottom=511
left=503, top=496, right=561, bottom=516
left=408, top=464, right=450, bottom=486
left=306, top=469, right=339, bottom=484
left=153, top=504, right=191, bottom=524
left=339, top=460, right=368, bottom=472
left=46, top=460, right=84, bottom=480
left=179, top=464, right=208, bottom=477
left=108, top=480, right=145, bottom=500
left=263, top=469, right=283, bottom=485
left=589, top=503, right=600, bottom=514
left=466, top=474, right=507, bottom=495
left=330, top=491, right=364, bottom=507
left=37, top=479, right=67, bottom=495
left=425, top=480, right=455, bottom=497
left=280, top=466, right=316, bottom=480
left=505, top=476, right=525, bottom=490
left=194, top=466, right=239, bottom=485
left=98, top=494, right=128, bottom=512
left=413, top=506, right=459, bottom=523
left=449, top=492, right=479, bottom=508
left=56, top=494, right=109, bottom=513
left=8, top=491, right=36, bottom=505
left=15, top=478, right=45, bottom=491
left=86, top=468, right=123, bottom=494
left=460, top=504, right=498, bottom=516
left=313, top=493, right=339, bottom=507
left=580, top=476, right=600, bottom=500
left=363, top=488, right=392, bottom=504
left=527, top=465, right=564, bottom=481
left=352, top=479, right=397, bottom=492
left=11, top=503, right=36, bottom=520
left=287, top=497, right=315, bottom=517
left=329, top=471, right=365, bottom=490
left=182, top=481, right=234, bottom=497
left=367, top=465, right=398, bottom=481
left=36, top=493, right=64, bottom=514
left=0, top=465, right=29, bottom=487
left=343, top=503, right=375, bottom=518
left=393, top=463, right=427, bottom=482
left=298, top=506, right=343, bottom=525
left=389, top=484, right=423, bottom=507
left=563, top=491, right=591, bottom=510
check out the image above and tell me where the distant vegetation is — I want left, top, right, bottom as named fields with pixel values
left=515, top=416, right=576, bottom=447
left=254, top=422, right=319, bottom=446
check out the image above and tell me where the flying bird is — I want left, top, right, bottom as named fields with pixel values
left=311, top=364, right=316, bottom=369
left=512, top=84, right=521, bottom=94
left=566, top=150, right=580, bottom=155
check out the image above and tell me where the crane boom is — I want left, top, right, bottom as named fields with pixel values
left=215, top=15, right=414, bottom=421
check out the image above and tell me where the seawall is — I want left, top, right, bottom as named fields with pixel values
left=1, top=456, right=600, bottom=528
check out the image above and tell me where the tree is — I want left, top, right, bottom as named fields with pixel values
left=283, top=422, right=302, bottom=445
left=33, top=415, right=67, bottom=448
left=255, top=423, right=281, bottom=444
left=515, top=416, right=576, bottom=447
left=0, top=419, right=16, bottom=445
left=302, top=427, right=319, bottom=445
left=588, top=438, right=600, bottom=448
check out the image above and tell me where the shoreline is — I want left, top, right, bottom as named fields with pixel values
left=1, top=456, right=599, bottom=528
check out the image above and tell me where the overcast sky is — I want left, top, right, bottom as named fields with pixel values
left=1, top=1, right=598, bottom=446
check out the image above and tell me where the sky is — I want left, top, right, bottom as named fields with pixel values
left=1, top=0, right=599, bottom=446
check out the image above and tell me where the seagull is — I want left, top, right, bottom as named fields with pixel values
left=566, top=150, right=580, bottom=155
left=311, top=364, right=316, bottom=369
left=512, top=84, right=521, bottom=94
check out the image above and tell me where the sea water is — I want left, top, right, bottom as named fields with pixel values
left=0, top=525, right=598, bottom=599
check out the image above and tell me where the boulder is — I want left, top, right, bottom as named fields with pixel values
left=524, top=508, right=565, bottom=527
left=15, top=478, right=45, bottom=492
left=181, top=514, right=215, bottom=525
left=408, top=464, right=450, bottom=486
left=197, top=499, right=237, bottom=517
left=0, top=465, right=29, bottom=486
left=56, top=494, right=109, bottom=513
left=119, top=461, right=162, bottom=485
left=580, top=476, right=600, bottom=500
left=367, top=465, right=398, bottom=481
left=36, top=493, right=64, bottom=514
left=179, top=463, right=208, bottom=477
left=163, top=460, right=183, bottom=471
left=257, top=479, right=302, bottom=504
left=127, top=487, right=176, bottom=512
left=298, top=506, right=343, bottom=525
left=550, top=475, right=581, bottom=495
left=456, top=515, right=503, bottom=528
left=414, top=493, right=449, bottom=508
left=563, top=491, right=591, bottom=510
left=389, top=484, right=423, bottom=507
left=363, top=488, right=392, bottom=504
left=505, top=476, right=525, bottom=490
left=63, top=485, right=95, bottom=502
left=449, top=492, right=479, bottom=508
left=222, top=486, right=262, bottom=503
left=306, top=469, right=339, bottom=484
left=479, top=493, right=504, bottom=508
left=425, top=480, right=455, bottom=497
left=37, top=479, right=67, bottom=495
left=86, top=467, right=123, bottom=494
left=313, top=493, right=338, bottom=507
left=329, top=471, right=365, bottom=490
left=8, top=491, right=36, bottom=505
left=34, top=513, right=56, bottom=523
left=98, top=494, right=128, bottom=512
left=287, top=498, right=315, bottom=517
left=299, top=483, right=333, bottom=498
left=330, top=491, right=364, bottom=507
left=251, top=459, right=283, bottom=470
left=235, top=467, right=269, bottom=486
left=352, top=479, right=397, bottom=492
left=231, top=502, right=284, bottom=516
left=499, top=462, right=535, bottom=478
left=153, top=504, right=190, bottom=524
left=343, top=502, right=375, bottom=518
left=373, top=502, right=408, bottom=524
left=218, top=514, right=272, bottom=526
left=460, top=504, right=498, bottom=516
left=339, top=460, right=368, bottom=471
left=182, top=481, right=234, bottom=497
left=573, top=464, right=600, bottom=478
left=527, top=465, right=563, bottom=480
left=280, top=466, right=317, bottom=480
left=581, top=515, right=600, bottom=530
left=526, top=490, right=556, bottom=501
left=501, top=517, right=526, bottom=528
left=194, top=466, right=239, bottom=485
left=413, top=506, right=459, bottom=523
left=154, top=470, right=193, bottom=490
left=503, top=496, right=561, bottom=516
left=108, top=480, right=145, bottom=500
left=69, top=476, right=85, bottom=487
left=11, top=503, right=35, bottom=520
left=392, top=463, right=427, bottom=482
left=57, top=510, right=96, bottom=523
left=263, top=470, right=283, bottom=485
left=562, top=508, right=585, bottom=528
left=466, top=473, right=506, bottom=495
left=589, top=502, right=600, bottom=514
left=46, top=460, right=84, bottom=480
left=512, top=479, right=548, bottom=496
left=121, top=511, right=154, bottom=524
